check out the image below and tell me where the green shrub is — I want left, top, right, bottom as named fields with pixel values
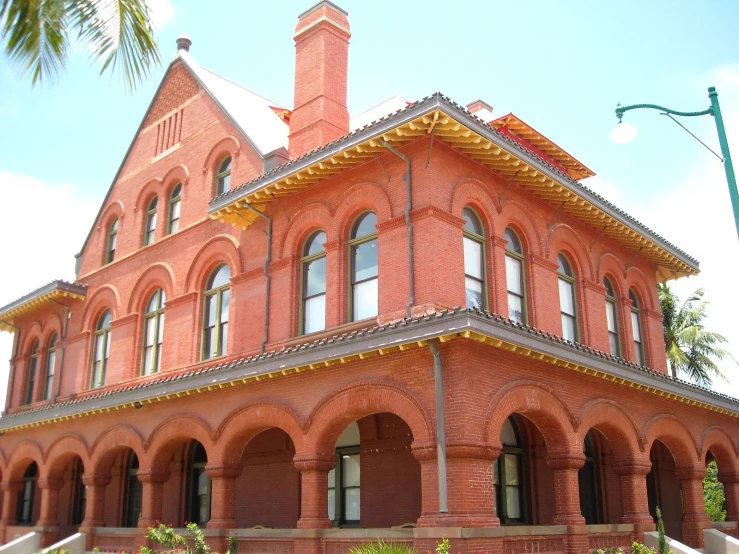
left=631, top=542, right=657, bottom=554
left=347, top=539, right=417, bottom=554
left=226, top=536, right=239, bottom=554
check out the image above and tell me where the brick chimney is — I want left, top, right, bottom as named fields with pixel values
left=288, top=1, right=351, bottom=159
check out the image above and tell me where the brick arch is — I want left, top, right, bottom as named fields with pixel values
left=280, top=202, right=334, bottom=259
left=212, top=402, right=305, bottom=464
left=497, top=200, right=544, bottom=257
left=701, top=426, right=739, bottom=473
left=332, top=181, right=393, bottom=239
left=134, top=178, right=164, bottom=211
left=89, top=425, right=145, bottom=475
left=486, top=381, right=578, bottom=452
left=44, top=434, right=90, bottom=479
left=162, top=164, right=190, bottom=189
left=546, top=223, right=595, bottom=281
left=597, top=252, right=627, bottom=294
left=450, top=178, right=500, bottom=238
left=19, top=321, right=43, bottom=354
left=184, top=234, right=243, bottom=293
left=204, top=136, right=241, bottom=196
left=625, top=269, right=657, bottom=312
left=644, top=414, right=701, bottom=467
left=6, top=440, right=44, bottom=481
left=126, top=262, right=176, bottom=312
left=81, top=285, right=121, bottom=332
left=98, top=200, right=125, bottom=234
left=577, top=399, right=643, bottom=463
left=305, top=381, right=433, bottom=454
left=39, top=311, right=63, bottom=347
left=145, top=415, right=215, bottom=471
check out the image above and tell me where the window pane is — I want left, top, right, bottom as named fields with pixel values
left=169, top=217, right=179, bottom=234
left=466, top=277, right=483, bottom=309
left=631, top=312, right=642, bottom=341
left=198, top=472, right=210, bottom=496
left=157, top=314, right=165, bottom=345
left=304, top=294, right=326, bottom=334
left=203, top=328, right=215, bottom=359
left=353, top=212, right=377, bottom=239
left=464, top=237, right=483, bottom=279
left=343, top=454, right=360, bottom=486
left=220, top=323, right=228, bottom=356
left=505, top=255, right=523, bottom=295
left=508, top=293, right=524, bottom=324
left=328, top=468, right=336, bottom=488
left=327, top=488, right=336, bottom=521
left=220, top=290, right=230, bottom=323
left=634, top=343, right=644, bottom=366
left=506, top=486, right=521, bottom=518
left=144, top=346, right=154, bottom=375
left=606, top=301, right=617, bottom=332
left=93, top=361, right=102, bottom=387
left=209, top=265, right=231, bottom=289
left=562, top=314, right=577, bottom=342
left=95, top=334, right=104, bottom=362
left=609, top=334, right=619, bottom=356
left=352, top=239, right=378, bottom=282
left=558, top=278, right=575, bottom=316
left=353, top=278, right=378, bottom=320
left=504, top=454, right=519, bottom=486
left=344, top=488, right=360, bottom=521
left=205, top=295, right=217, bottom=327
left=145, top=317, right=156, bottom=346
left=104, top=330, right=111, bottom=360
left=493, top=458, right=499, bottom=485
left=305, top=257, right=326, bottom=297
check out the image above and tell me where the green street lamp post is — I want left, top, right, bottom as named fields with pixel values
left=611, top=86, right=739, bottom=240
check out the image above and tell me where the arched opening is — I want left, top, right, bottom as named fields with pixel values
left=494, top=416, right=527, bottom=524
left=234, top=428, right=300, bottom=528
left=55, top=456, right=86, bottom=538
left=647, top=440, right=682, bottom=540
left=186, top=442, right=211, bottom=527
left=17, top=462, right=39, bottom=526
left=704, top=451, right=727, bottom=523
left=329, top=414, right=421, bottom=528
left=122, top=451, right=142, bottom=528
left=576, top=429, right=622, bottom=524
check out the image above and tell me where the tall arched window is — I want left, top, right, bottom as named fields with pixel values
left=504, top=228, right=526, bottom=323
left=187, top=442, right=211, bottom=526
left=24, top=340, right=38, bottom=405
left=167, top=183, right=182, bottom=234
left=106, top=218, right=118, bottom=264
left=17, top=462, right=38, bottom=525
left=493, top=416, right=525, bottom=524
left=349, top=212, right=378, bottom=321
left=123, top=453, right=141, bottom=527
left=301, top=231, right=326, bottom=335
left=578, top=433, right=602, bottom=524
left=216, top=156, right=232, bottom=195
left=630, top=289, right=645, bottom=366
left=91, top=310, right=112, bottom=388
left=203, top=265, right=230, bottom=360
left=144, top=196, right=157, bottom=245
left=142, top=289, right=165, bottom=375
left=43, top=333, right=57, bottom=400
left=557, top=254, right=578, bottom=342
left=604, top=277, right=620, bottom=357
left=462, top=207, right=485, bottom=309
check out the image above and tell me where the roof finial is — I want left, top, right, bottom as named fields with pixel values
left=176, top=33, right=192, bottom=52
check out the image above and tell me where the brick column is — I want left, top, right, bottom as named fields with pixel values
left=137, top=470, right=170, bottom=528
left=614, top=460, right=655, bottom=541
left=546, top=452, right=586, bottom=525
left=80, top=474, right=112, bottom=550
left=37, top=477, right=63, bottom=546
left=205, top=463, right=242, bottom=529
left=719, top=471, right=739, bottom=523
left=0, top=480, right=23, bottom=527
left=293, top=453, right=335, bottom=529
left=411, top=443, right=440, bottom=526
left=677, top=467, right=711, bottom=548
left=489, top=236, right=508, bottom=317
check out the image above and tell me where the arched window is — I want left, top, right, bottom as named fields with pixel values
left=106, top=218, right=118, bottom=264
left=17, top=462, right=38, bottom=525
left=144, top=196, right=157, bottom=245
left=70, top=458, right=86, bottom=525
left=557, top=254, right=578, bottom=342
left=349, top=212, right=378, bottom=321
left=578, top=433, right=602, bottom=524
left=462, top=207, right=485, bottom=309
left=203, top=265, right=230, bottom=360
left=604, top=277, right=620, bottom=357
left=43, top=333, right=57, bottom=400
left=142, top=289, right=165, bottom=375
left=630, top=289, right=645, bottom=366
left=216, top=156, right=232, bottom=195
left=123, top=452, right=141, bottom=527
left=91, top=310, right=112, bottom=388
left=301, top=231, right=326, bottom=335
left=24, top=340, right=38, bottom=405
left=167, top=183, right=182, bottom=234
left=187, top=442, right=211, bottom=526
left=505, top=228, right=526, bottom=323
left=493, top=416, right=525, bottom=524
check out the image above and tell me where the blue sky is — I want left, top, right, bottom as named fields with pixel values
left=0, top=0, right=738, bottom=397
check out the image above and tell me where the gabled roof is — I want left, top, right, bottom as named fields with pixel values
left=0, top=281, right=86, bottom=332
left=209, top=93, right=699, bottom=281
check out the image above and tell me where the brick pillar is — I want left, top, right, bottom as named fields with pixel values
left=719, top=471, right=739, bottom=524
left=37, top=477, right=63, bottom=546
left=490, top=236, right=508, bottom=316
left=411, top=443, right=440, bottom=526
left=677, top=467, right=711, bottom=548
left=546, top=452, right=586, bottom=525
left=294, top=453, right=335, bottom=529
left=137, top=470, right=170, bottom=528
left=80, top=474, right=112, bottom=550
left=205, top=463, right=242, bottom=529
left=0, top=481, right=22, bottom=527
left=614, top=460, right=655, bottom=541
left=324, top=239, right=344, bottom=329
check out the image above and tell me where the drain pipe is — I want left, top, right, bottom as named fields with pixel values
left=428, top=338, right=448, bottom=513
left=2, top=320, right=20, bottom=414
left=380, top=140, right=415, bottom=319
left=243, top=203, right=272, bottom=354
left=50, top=299, right=71, bottom=401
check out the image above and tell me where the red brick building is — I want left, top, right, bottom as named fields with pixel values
left=1, top=3, right=737, bottom=554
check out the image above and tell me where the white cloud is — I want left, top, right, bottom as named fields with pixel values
left=0, top=172, right=100, bottom=409
left=147, top=0, right=176, bottom=31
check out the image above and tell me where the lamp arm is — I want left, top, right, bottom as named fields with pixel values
left=615, top=103, right=712, bottom=121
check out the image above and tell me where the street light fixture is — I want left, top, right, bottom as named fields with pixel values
left=611, top=86, right=739, bottom=240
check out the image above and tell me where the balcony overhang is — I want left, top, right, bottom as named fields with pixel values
left=0, top=281, right=87, bottom=332
left=208, top=94, right=698, bottom=282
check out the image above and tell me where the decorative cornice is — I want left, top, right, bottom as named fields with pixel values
left=410, top=205, right=466, bottom=228
left=529, top=254, right=558, bottom=271
left=231, top=267, right=264, bottom=285
left=268, top=257, right=296, bottom=272
left=581, top=279, right=606, bottom=294
left=110, top=313, right=138, bottom=329
left=376, top=215, right=406, bottom=233
left=292, top=453, right=336, bottom=472
left=164, top=291, right=198, bottom=309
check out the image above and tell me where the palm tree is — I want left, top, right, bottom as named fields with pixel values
left=658, top=283, right=731, bottom=387
left=1, top=0, right=161, bottom=91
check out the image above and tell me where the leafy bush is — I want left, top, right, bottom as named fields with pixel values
left=347, top=539, right=417, bottom=554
